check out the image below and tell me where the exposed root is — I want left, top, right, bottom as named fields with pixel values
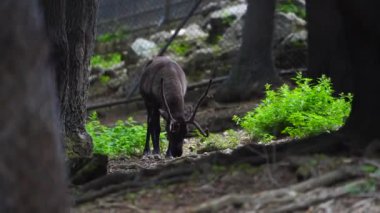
left=74, top=167, right=194, bottom=205
left=190, top=166, right=364, bottom=213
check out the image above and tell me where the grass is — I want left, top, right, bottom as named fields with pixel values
left=277, top=0, right=306, bottom=19
left=90, top=52, right=122, bottom=69
left=86, top=112, right=167, bottom=158
left=234, top=73, right=353, bottom=142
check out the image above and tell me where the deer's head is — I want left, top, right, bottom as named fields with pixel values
left=160, top=79, right=211, bottom=157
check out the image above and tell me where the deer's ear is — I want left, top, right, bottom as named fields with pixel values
left=159, top=109, right=170, bottom=121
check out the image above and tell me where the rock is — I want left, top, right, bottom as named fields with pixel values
left=210, top=3, right=247, bottom=20
left=278, top=0, right=306, bottom=9
left=183, top=48, right=214, bottom=80
left=107, top=69, right=128, bottom=90
left=149, top=31, right=171, bottom=44
left=274, top=30, right=308, bottom=69
left=200, top=2, right=221, bottom=16
left=273, top=12, right=306, bottom=45
left=207, top=3, right=247, bottom=44
left=181, top=24, right=208, bottom=41
left=130, top=38, right=158, bottom=59
left=218, top=18, right=243, bottom=51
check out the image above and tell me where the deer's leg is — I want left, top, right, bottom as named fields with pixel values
left=151, top=108, right=161, bottom=155
left=166, top=145, right=172, bottom=158
left=143, top=108, right=152, bottom=156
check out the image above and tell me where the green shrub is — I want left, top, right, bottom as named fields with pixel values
left=90, top=53, right=122, bottom=69
left=96, top=29, right=129, bottom=43
left=99, top=75, right=111, bottom=85
left=86, top=112, right=167, bottom=157
left=277, top=0, right=306, bottom=19
left=234, top=73, right=353, bottom=142
left=197, top=129, right=240, bottom=153
left=168, top=40, right=192, bottom=56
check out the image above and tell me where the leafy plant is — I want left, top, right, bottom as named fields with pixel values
left=277, top=0, right=306, bottom=19
left=96, top=29, right=129, bottom=43
left=86, top=112, right=167, bottom=158
left=90, top=53, right=122, bottom=69
left=234, top=73, right=353, bottom=142
left=99, top=75, right=111, bottom=85
left=168, top=40, right=192, bottom=56
left=197, top=129, right=240, bottom=153
left=221, top=15, right=236, bottom=26
left=347, top=178, right=377, bottom=195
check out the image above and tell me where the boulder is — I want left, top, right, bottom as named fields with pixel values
left=207, top=3, right=247, bottom=44
left=273, top=12, right=306, bottom=46
left=181, top=24, right=208, bottom=41
left=130, top=38, right=158, bottom=59
left=218, top=18, right=243, bottom=51
left=149, top=31, right=171, bottom=44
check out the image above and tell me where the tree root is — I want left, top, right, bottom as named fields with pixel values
left=272, top=179, right=368, bottom=213
left=74, top=167, right=194, bottom=205
left=190, top=166, right=364, bottom=213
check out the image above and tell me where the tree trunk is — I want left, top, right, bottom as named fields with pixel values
left=0, top=0, right=68, bottom=212
left=306, top=0, right=353, bottom=94
left=215, top=0, right=281, bottom=102
left=307, top=0, right=380, bottom=145
left=42, top=0, right=99, bottom=159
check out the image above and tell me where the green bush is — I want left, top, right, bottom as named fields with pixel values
left=96, top=29, right=129, bottom=43
left=234, top=73, right=353, bottom=142
left=277, top=0, right=306, bottom=19
left=197, top=129, right=240, bottom=153
left=86, top=112, right=167, bottom=157
left=168, top=40, right=192, bottom=56
left=90, top=53, right=122, bottom=69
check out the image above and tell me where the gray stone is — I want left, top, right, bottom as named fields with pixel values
left=210, top=3, right=247, bottom=20
left=181, top=24, right=208, bottom=41
left=149, top=31, right=171, bottom=44
left=273, top=12, right=306, bottom=46
left=130, top=38, right=158, bottom=59
left=218, top=18, right=243, bottom=51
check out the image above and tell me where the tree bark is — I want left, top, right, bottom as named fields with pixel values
left=215, top=0, right=281, bottom=102
left=306, top=0, right=353, bottom=94
left=42, top=0, right=99, bottom=159
left=306, top=0, right=380, bottom=144
left=0, top=0, right=68, bottom=212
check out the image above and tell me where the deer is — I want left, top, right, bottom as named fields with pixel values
left=139, top=56, right=212, bottom=158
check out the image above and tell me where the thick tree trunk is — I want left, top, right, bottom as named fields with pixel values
left=306, top=0, right=353, bottom=93
left=215, top=0, right=281, bottom=102
left=338, top=0, right=380, bottom=142
left=307, top=0, right=380, bottom=145
left=0, top=0, right=68, bottom=212
left=63, top=0, right=98, bottom=158
left=42, top=0, right=99, bottom=159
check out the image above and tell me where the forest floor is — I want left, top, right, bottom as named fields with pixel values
left=74, top=99, right=380, bottom=212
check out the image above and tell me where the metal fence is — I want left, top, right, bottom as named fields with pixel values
left=96, top=0, right=307, bottom=71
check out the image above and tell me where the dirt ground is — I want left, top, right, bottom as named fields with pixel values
left=74, top=151, right=380, bottom=212
left=75, top=96, right=380, bottom=212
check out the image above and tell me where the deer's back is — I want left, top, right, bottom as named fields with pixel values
left=140, top=56, right=187, bottom=107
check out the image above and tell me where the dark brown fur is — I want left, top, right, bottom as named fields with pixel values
left=140, top=56, right=210, bottom=157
